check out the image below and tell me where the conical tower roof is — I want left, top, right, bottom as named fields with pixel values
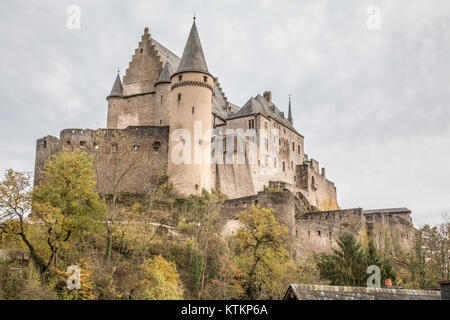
left=288, top=95, right=293, bottom=124
left=175, top=20, right=210, bottom=76
left=155, top=60, right=174, bottom=85
left=108, top=73, right=123, bottom=98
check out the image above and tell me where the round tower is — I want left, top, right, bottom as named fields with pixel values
left=168, top=19, right=214, bottom=196
left=155, top=60, right=173, bottom=126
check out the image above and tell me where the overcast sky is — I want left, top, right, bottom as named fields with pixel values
left=1, top=0, right=449, bottom=226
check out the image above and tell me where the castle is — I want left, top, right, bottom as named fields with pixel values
left=34, top=20, right=416, bottom=255
left=35, top=19, right=338, bottom=211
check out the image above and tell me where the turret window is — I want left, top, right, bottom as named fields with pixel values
left=153, top=142, right=161, bottom=152
left=178, top=75, right=183, bottom=82
left=178, top=93, right=182, bottom=102
left=203, top=76, right=208, bottom=83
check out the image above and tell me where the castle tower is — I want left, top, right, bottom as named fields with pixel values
left=167, top=19, right=214, bottom=196
left=155, top=60, right=173, bottom=126
left=106, top=72, right=123, bottom=127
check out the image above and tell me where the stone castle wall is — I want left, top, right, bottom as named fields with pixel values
left=34, top=126, right=169, bottom=195
left=221, top=190, right=416, bottom=259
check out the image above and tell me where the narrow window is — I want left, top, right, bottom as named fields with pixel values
left=274, top=157, right=277, bottom=168
left=140, top=48, right=143, bottom=53
left=132, top=145, right=140, bottom=152
left=308, top=230, right=310, bottom=237
left=159, top=119, right=162, bottom=125
left=292, top=142, right=295, bottom=151
left=178, top=93, right=181, bottom=102
left=298, top=145, right=300, bottom=154
left=192, top=106, right=195, bottom=114
left=160, top=95, right=163, bottom=103
left=153, top=142, right=161, bottom=151
left=43, top=140, right=47, bottom=148
left=178, top=75, right=182, bottom=82
left=291, top=161, right=293, bottom=170
left=318, top=230, right=321, bottom=237
left=282, top=161, right=285, bottom=172
left=203, top=76, right=208, bottom=83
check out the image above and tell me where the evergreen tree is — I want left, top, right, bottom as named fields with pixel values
left=316, top=232, right=366, bottom=286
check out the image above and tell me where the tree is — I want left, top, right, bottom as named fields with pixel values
left=364, top=238, right=396, bottom=284
left=234, top=205, right=289, bottom=299
left=316, top=232, right=366, bottom=286
left=0, top=170, right=45, bottom=272
left=1, top=149, right=105, bottom=280
left=134, top=255, right=184, bottom=300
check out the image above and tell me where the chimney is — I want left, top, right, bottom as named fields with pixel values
left=263, top=91, right=272, bottom=103
left=321, top=168, right=326, bottom=178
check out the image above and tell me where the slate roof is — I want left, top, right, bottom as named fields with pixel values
left=108, top=73, right=123, bottom=98
left=150, top=25, right=297, bottom=131
left=151, top=38, right=229, bottom=118
left=175, top=21, right=210, bottom=75
left=155, top=60, right=173, bottom=85
left=230, top=94, right=299, bottom=134
left=363, top=208, right=411, bottom=215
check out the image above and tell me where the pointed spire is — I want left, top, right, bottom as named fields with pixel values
left=175, top=19, right=210, bottom=76
left=288, top=94, right=293, bottom=124
left=156, top=59, right=173, bottom=85
left=108, top=72, right=123, bottom=98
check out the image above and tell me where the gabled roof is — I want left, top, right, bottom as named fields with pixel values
left=175, top=20, right=209, bottom=75
left=229, top=94, right=300, bottom=135
left=108, top=73, right=123, bottom=98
